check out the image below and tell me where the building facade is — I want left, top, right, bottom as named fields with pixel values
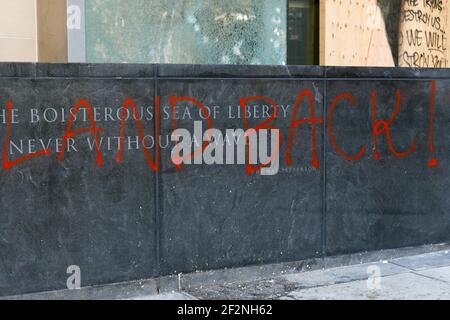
left=0, top=0, right=448, bottom=67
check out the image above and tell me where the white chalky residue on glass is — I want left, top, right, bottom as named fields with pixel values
left=187, top=15, right=197, bottom=24
left=273, top=40, right=280, bottom=49
left=221, top=55, right=231, bottom=64
left=232, top=40, right=244, bottom=59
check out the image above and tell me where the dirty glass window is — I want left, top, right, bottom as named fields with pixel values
left=83, top=0, right=319, bottom=65
left=287, top=0, right=319, bottom=65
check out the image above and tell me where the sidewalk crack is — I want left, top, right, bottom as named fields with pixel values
left=389, top=261, right=450, bottom=285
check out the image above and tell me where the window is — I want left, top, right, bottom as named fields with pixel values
left=287, top=0, right=319, bottom=65
left=69, top=0, right=320, bottom=65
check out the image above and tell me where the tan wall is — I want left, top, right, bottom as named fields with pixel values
left=37, top=0, right=68, bottom=62
left=0, top=0, right=38, bottom=62
left=0, top=0, right=68, bottom=63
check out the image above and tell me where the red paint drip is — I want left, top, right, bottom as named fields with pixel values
left=58, top=99, right=104, bottom=166
left=116, top=98, right=160, bottom=172
left=3, top=100, right=51, bottom=169
left=170, top=95, right=214, bottom=170
left=371, top=89, right=417, bottom=160
left=240, top=95, right=281, bottom=175
left=328, top=93, right=366, bottom=161
left=285, top=89, right=323, bottom=169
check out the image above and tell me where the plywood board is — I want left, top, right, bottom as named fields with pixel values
left=320, top=0, right=395, bottom=66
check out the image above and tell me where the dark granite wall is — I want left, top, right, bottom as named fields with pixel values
left=0, top=63, right=449, bottom=296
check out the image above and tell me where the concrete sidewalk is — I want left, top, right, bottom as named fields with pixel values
left=4, top=244, right=450, bottom=300
left=184, top=250, right=450, bottom=300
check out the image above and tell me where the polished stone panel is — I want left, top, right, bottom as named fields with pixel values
left=158, top=79, right=324, bottom=274
left=0, top=62, right=450, bottom=297
left=325, top=80, right=450, bottom=255
left=0, top=75, right=157, bottom=296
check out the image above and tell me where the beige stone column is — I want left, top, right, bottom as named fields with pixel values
left=0, top=0, right=38, bottom=62
left=0, top=0, right=68, bottom=63
left=398, top=0, right=448, bottom=67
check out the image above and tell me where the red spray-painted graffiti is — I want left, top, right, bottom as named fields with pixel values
left=3, top=100, right=51, bottom=169
left=1, top=80, right=439, bottom=173
left=58, top=99, right=104, bottom=166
